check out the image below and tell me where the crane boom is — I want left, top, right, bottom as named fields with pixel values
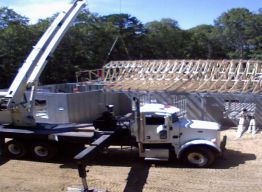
left=0, top=0, right=86, bottom=127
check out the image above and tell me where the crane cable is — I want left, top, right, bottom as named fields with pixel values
left=103, top=0, right=131, bottom=64
left=103, top=36, right=119, bottom=63
left=117, top=0, right=131, bottom=59
left=119, top=0, right=122, bottom=14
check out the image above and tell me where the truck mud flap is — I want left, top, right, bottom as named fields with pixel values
left=220, top=135, right=227, bottom=155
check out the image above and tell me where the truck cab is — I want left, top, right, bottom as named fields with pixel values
left=132, top=103, right=226, bottom=167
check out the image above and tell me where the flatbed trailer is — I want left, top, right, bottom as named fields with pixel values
left=0, top=124, right=119, bottom=191
left=0, top=124, right=115, bottom=159
left=0, top=124, right=94, bottom=146
left=0, top=123, right=135, bottom=191
left=0, top=119, right=135, bottom=159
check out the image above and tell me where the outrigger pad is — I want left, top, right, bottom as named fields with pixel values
left=67, top=186, right=107, bottom=192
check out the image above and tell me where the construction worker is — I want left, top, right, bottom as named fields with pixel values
left=247, top=115, right=256, bottom=137
left=236, top=109, right=247, bottom=138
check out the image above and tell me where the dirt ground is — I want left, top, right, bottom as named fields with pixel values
left=1, top=128, right=262, bottom=192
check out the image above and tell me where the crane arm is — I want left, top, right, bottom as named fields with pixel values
left=0, top=0, right=86, bottom=127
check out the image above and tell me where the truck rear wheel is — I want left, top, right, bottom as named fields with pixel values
left=5, top=140, right=27, bottom=158
left=182, top=147, right=215, bottom=168
left=31, top=142, right=58, bottom=161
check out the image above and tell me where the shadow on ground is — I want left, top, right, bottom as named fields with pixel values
left=0, top=156, right=9, bottom=166
left=0, top=147, right=256, bottom=192
left=84, top=147, right=256, bottom=169
left=123, top=162, right=150, bottom=192
left=0, top=146, right=256, bottom=170
left=213, top=149, right=256, bottom=169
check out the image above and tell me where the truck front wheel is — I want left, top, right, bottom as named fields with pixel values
left=182, top=147, right=215, bottom=168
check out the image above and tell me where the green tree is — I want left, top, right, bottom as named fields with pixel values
left=1, top=5, right=261, bottom=87
left=39, top=10, right=103, bottom=84
left=215, top=8, right=257, bottom=59
left=187, top=25, right=226, bottom=59
left=0, top=7, right=29, bottom=29
left=0, top=7, right=32, bottom=88
left=144, top=18, right=187, bottom=59
left=101, top=14, right=146, bottom=60
left=248, top=10, right=262, bottom=59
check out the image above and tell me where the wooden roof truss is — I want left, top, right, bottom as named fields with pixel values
left=78, top=59, right=262, bottom=95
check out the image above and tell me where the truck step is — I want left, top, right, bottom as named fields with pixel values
left=144, top=148, right=169, bottom=161
left=144, top=157, right=169, bottom=161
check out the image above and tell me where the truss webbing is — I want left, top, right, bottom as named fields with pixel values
left=101, top=59, right=262, bottom=94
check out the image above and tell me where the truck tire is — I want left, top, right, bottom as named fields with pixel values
left=31, top=142, right=58, bottom=161
left=182, top=147, right=215, bottom=168
left=5, top=140, right=27, bottom=158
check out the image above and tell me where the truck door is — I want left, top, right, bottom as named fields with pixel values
left=143, top=115, right=169, bottom=143
left=170, top=113, right=181, bottom=150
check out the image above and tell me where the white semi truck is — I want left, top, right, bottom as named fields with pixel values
left=0, top=0, right=226, bottom=190
left=86, top=99, right=226, bottom=168
left=132, top=101, right=225, bottom=167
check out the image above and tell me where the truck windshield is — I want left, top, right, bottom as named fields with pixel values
left=145, top=116, right=165, bottom=125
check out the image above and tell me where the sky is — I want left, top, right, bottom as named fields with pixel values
left=0, top=0, right=261, bottom=29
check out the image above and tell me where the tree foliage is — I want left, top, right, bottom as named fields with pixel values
left=0, top=6, right=261, bottom=88
left=188, top=25, right=226, bottom=59
left=144, top=18, right=188, bottom=59
left=215, top=8, right=258, bottom=58
left=0, top=7, right=33, bottom=87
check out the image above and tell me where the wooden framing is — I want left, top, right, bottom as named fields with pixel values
left=77, top=60, right=262, bottom=94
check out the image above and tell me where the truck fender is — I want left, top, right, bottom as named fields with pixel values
left=177, top=140, right=221, bottom=159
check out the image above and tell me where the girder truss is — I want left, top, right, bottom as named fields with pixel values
left=78, top=59, right=262, bottom=94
